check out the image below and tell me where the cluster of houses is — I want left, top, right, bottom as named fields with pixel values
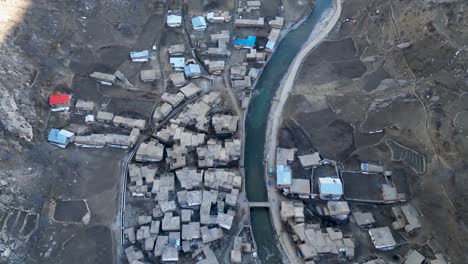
left=123, top=112, right=242, bottom=263
left=230, top=1, right=285, bottom=109
left=165, top=10, right=224, bottom=84
left=152, top=83, right=204, bottom=124
left=230, top=225, right=256, bottom=263
left=174, top=12, right=230, bottom=76
left=274, top=147, right=410, bottom=204
left=119, top=9, right=256, bottom=260
left=165, top=1, right=285, bottom=111
left=123, top=78, right=242, bottom=262
left=124, top=164, right=242, bottom=262
left=47, top=94, right=145, bottom=149
left=274, top=146, right=450, bottom=263
left=281, top=200, right=355, bottom=261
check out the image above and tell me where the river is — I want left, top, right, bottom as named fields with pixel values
left=244, top=0, right=334, bottom=262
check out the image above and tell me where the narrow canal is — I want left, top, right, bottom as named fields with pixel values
left=244, top=0, right=334, bottom=262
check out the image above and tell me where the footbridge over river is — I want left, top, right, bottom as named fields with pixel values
left=248, top=202, right=271, bottom=208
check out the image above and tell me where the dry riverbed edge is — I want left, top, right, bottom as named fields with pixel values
left=262, top=0, right=343, bottom=263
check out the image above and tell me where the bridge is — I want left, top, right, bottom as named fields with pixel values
left=248, top=202, right=271, bottom=208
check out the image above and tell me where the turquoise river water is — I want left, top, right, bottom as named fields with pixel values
left=244, top=0, right=334, bottom=262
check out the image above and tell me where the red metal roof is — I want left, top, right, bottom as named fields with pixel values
left=49, top=94, right=70, bottom=105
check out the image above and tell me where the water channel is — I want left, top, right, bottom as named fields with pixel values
left=244, top=0, right=334, bottom=262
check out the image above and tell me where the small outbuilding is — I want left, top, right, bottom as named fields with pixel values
left=298, top=152, right=321, bottom=168
left=141, top=69, right=157, bottom=82
left=368, top=227, right=397, bottom=250
left=353, top=211, right=376, bottom=227
left=75, top=99, right=95, bottom=113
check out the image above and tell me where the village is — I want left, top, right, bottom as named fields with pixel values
left=273, top=144, right=444, bottom=263
left=44, top=1, right=291, bottom=263
left=1, top=0, right=468, bottom=263
left=38, top=1, right=452, bottom=264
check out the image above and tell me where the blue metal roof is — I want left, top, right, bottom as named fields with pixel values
left=130, top=50, right=149, bottom=60
left=184, top=64, right=201, bottom=75
left=234, top=36, right=256, bottom=48
left=319, top=177, right=343, bottom=195
left=266, top=40, right=276, bottom=51
left=276, top=165, right=291, bottom=185
left=192, top=16, right=206, bottom=29
left=170, top=57, right=185, bottom=68
left=48, top=129, right=67, bottom=145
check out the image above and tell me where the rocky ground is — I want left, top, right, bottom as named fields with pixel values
left=0, top=0, right=164, bottom=263
left=282, top=0, right=468, bottom=262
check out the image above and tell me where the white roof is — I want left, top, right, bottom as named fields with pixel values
left=85, top=115, right=94, bottom=122
left=167, top=15, right=182, bottom=24
left=58, top=129, right=74, bottom=138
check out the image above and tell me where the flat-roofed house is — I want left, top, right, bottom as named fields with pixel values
left=167, top=14, right=182, bottom=27
left=49, top=94, right=71, bottom=112
left=318, top=177, right=343, bottom=200
left=130, top=50, right=150, bottom=62
left=368, top=227, right=397, bottom=250
left=276, top=165, right=292, bottom=188
left=170, top=57, right=185, bottom=71
left=48, top=129, right=74, bottom=148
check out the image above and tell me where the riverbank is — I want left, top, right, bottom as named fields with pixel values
left=263, top=0, right=343, bottom=263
